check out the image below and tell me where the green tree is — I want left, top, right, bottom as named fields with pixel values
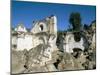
left=69, top=12, right=82, bottom=31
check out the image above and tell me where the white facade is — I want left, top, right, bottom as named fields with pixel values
left=12, top=36, right=17, bottom=46
left=17, top=34, right=33, bottom=51
left=64, top=33, right=85, bottom=53
left=12, top=16, right=57, bottom=52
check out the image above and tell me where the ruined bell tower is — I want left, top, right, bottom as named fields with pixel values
left=31, top=15, right=57, bottom=36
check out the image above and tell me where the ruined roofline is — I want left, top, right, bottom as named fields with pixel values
left=32, top=14, right=57, bottom=24
left=13, top=15, right=57, bottom=32
left=12, top=30, right=50, bottom=36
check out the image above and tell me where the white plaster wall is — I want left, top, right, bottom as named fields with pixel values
left=12, top=36, right=17, bottom=45
left=64, top=34, right=85, bottom=53
left=17, top=34, right=33, bottom=51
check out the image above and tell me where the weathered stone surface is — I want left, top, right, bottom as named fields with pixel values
left=57, top=53, right=75, bottom=70
left=12, top=50, right=26, bottom=74
left=11, top=16, right=96, bottom=74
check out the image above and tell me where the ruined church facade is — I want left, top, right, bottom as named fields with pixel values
left=12, top=15, right=57, bottom=50
left=12, top=15, right=89, bottom=55
left=12, top=15, right=58, bottom=67
left=12, top=15, right=96, bottom=74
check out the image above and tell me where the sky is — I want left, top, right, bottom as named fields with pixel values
left=11, top=1, right=96, bottom=31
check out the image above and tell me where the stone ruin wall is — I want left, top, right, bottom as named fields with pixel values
left=12, top=15, right=96, bottom=74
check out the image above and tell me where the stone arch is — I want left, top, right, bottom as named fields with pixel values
left=64, top=33, right=87, bottom=53
left=39, top=24, right=44, bottom=31
left=38, top=22, right=47, bottom=32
